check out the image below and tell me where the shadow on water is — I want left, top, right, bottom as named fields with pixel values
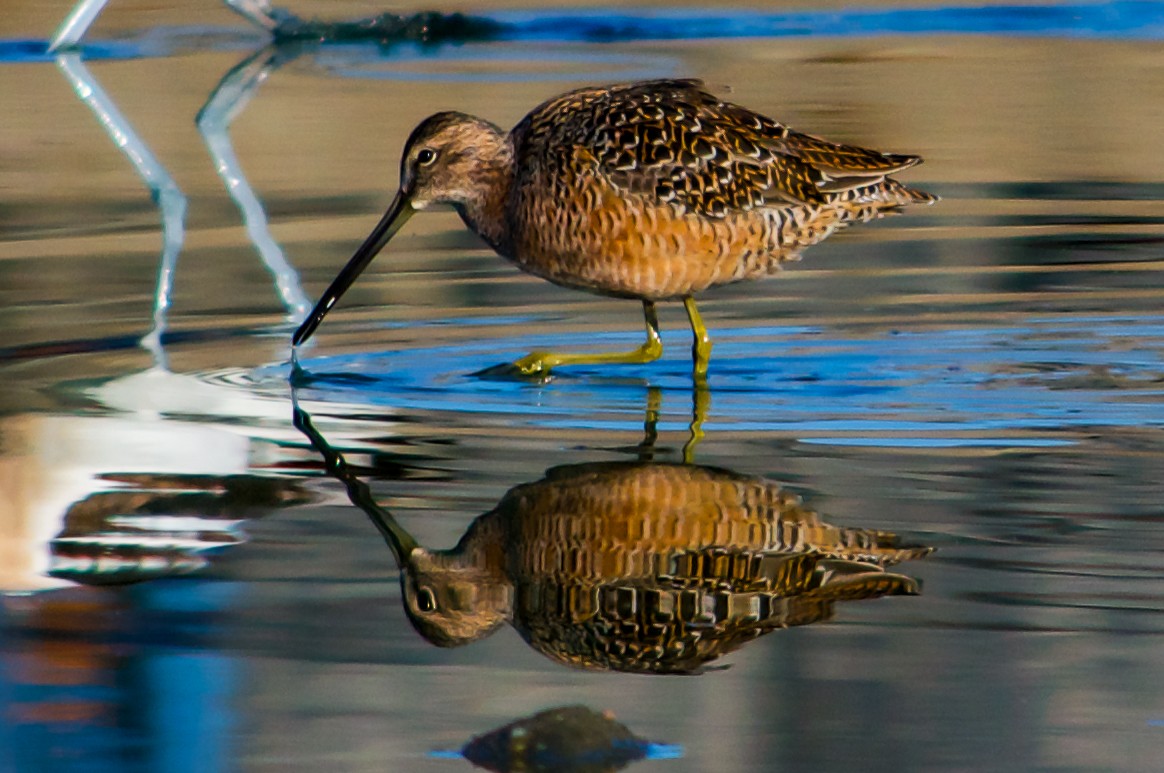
left=292, top=399, right=931, bottom=675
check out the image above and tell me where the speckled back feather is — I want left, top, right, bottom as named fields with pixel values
left=512, top=78, right=934, bottom=219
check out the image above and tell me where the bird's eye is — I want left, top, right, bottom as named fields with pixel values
left=416, top=587, right=437, bottom=613
left=416, top=148, right=437, bottom=166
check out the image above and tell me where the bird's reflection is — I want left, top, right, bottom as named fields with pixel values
left=294, top=404, right=931, bottom=674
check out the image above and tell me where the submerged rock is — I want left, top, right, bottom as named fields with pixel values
left=459, top=705, right=680, bottom=773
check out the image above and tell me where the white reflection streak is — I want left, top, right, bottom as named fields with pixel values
left=55, top=52, right=186, bottom=370
left=197, top=47, right=311, bottom=321
left=48, top=0, right=285, bottom=51
left=47, top=0, right=109, bottom=51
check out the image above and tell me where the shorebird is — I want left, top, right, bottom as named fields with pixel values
left=293, top=78, right=936, bottom=380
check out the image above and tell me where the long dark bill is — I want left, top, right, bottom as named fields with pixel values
left=292, top=190, right=415, bottom=346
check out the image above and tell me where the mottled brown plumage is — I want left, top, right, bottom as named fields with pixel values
left=294, top=79, right=936, bottom=379
left=505, top=79, right=932, bottom=300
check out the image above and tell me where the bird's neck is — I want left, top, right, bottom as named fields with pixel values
left=453, top=137, right=516, bottom=256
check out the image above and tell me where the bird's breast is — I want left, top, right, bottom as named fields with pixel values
left=507, top=166, right=798, bottom=300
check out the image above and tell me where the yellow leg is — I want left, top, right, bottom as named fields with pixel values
left=683, top=296, right=713, bottom=384
left=682, top=383, right=711, bottom=464
left=510, top=300, right=663, bottom=377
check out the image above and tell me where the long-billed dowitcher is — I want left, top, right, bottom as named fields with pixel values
left=293, top=79, right=936, bottom=379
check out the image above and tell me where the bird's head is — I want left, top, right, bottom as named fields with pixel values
left=398, top=112, right=509, bottom=210
left=399, top=546, right=509, bottom=648
left=292, top=112, right=508, bottom=346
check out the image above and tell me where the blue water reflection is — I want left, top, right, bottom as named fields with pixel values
left=6, top=1, right=1164, bottom=65
left=1, top=581, right=239, bottom=773
left=280, top=314, right=1164, bottom=447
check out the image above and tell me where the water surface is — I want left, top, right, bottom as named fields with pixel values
left=1, top=2, right=1163, bottom=771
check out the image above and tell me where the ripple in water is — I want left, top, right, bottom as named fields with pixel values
left=211, top=313, right=1164, bottom=448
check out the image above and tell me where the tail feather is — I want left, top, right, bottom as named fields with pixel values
left=783, top=130, right=924, bottom=176
left=833, top=177, right=938, bottom=209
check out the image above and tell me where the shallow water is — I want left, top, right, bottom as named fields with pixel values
left=2, top=1, right=1164, bottom=771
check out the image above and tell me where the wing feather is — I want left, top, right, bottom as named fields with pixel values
left=524, top=79, right=925, bottom=219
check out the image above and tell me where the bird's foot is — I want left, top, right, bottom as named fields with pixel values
left=511, top=351, right=556, bottom=376
left=472, top=352, right=556, bottom=382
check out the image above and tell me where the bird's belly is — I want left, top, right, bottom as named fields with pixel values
left=511, top=191, right=793, bottom=301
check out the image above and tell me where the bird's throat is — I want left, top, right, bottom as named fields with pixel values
left=453, top=144, right=516, bottom=257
